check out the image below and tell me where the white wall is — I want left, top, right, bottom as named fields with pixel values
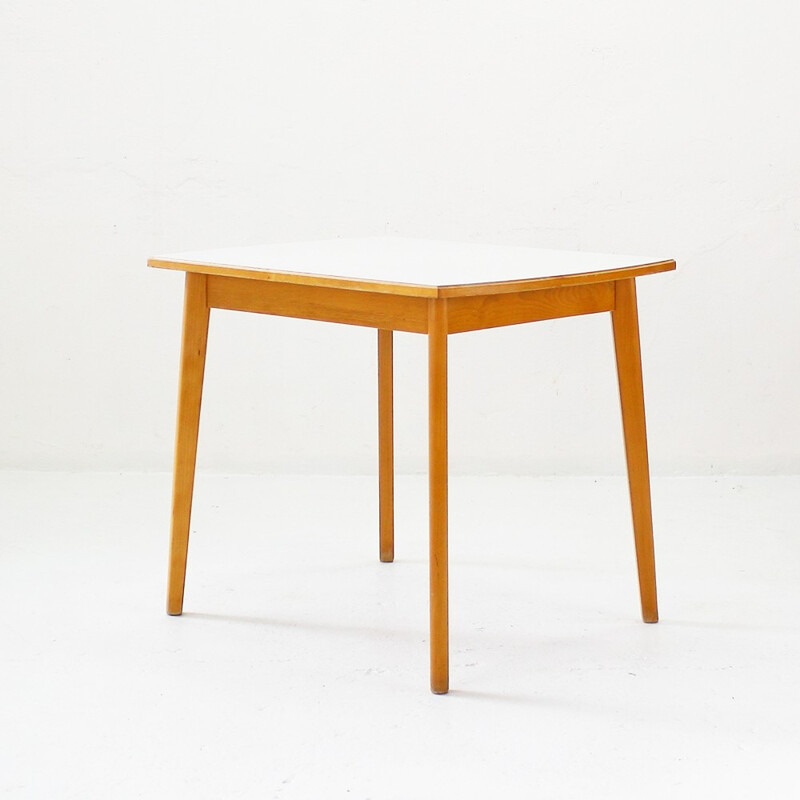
left=2, top=0, right=798, bottom=475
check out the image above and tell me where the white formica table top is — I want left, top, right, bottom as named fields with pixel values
left=149, top=237, right=674, bottom=297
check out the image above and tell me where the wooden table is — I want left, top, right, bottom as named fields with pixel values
left=149, top=237, right=675, bottom=694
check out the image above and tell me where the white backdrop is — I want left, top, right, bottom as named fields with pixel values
left=1, top=0, right=798, bottom=475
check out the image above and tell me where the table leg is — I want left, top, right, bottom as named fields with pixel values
left=611, top=278, right=659, bottom=623
left=378, top=329, right=394, bottom=562
left=428, top=299, right=449, bottom=694
left=167, top=273, right=210, bottom=616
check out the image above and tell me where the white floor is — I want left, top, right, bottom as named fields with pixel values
left=1, top=473, right=798, bottom=799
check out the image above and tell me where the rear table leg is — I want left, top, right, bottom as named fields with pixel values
left=378, top=329, right=394, bottom=563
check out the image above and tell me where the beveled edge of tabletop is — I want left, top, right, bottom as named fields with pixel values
left=148, top=256, right=676, bottom=298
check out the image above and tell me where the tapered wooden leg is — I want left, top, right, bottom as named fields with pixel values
left=378, top=329, right=394, bottom=562
left=611, top=279, right=658, bottom=623
left=428, top=299, right=449, bottom=694
left=167, top=273, right=210, bottom=616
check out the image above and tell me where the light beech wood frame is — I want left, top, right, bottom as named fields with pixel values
left=159, top=259, right=674, bottom=693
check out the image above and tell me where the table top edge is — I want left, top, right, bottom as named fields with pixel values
left=148, top=256, right=676, bottom=298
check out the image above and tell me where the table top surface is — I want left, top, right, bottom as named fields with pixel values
left=149, top=237, right=675, bottom=297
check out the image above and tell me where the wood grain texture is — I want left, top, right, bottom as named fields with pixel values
left=447, top=282, right=614, bottom=333
left=612, top=279, right=659, bottom=623
left=206, top=274, right=428, bottom=333
left=378, top=329, right=394, bottom=563
left=428, top=299, right=449, bottom=694
left=167, top=273, right=210, bottom=616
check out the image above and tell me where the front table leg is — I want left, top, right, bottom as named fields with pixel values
left=167, top=273, right=210, bottom=615
left=428, top=299, right=449, bottom=694
left=611, top=278, right=659, bottom=623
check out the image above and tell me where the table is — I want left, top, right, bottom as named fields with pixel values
left=149, top=237, right=675, bottom=694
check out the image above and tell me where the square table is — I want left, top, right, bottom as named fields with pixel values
left=149, top=237, right=675, bottom=694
